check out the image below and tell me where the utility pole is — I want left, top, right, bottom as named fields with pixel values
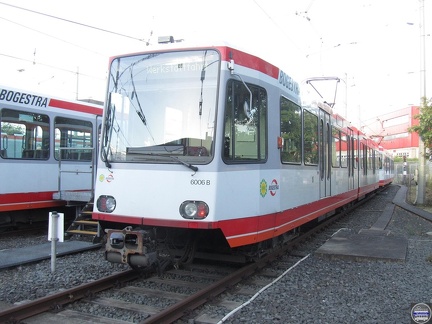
left=416, top=0, right=427, bottom=204
left=76, top=66, right=80, bottom=101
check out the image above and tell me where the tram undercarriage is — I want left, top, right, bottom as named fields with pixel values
left=103, top=225, right=300, bottom=272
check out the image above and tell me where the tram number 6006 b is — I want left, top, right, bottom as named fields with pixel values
left=190, top=179, right=210, bottom=185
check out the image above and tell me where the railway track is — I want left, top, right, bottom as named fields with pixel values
left=0, top=254, right=307, bottom=323
left=0, top=224, right=47, bottom=237
left=0, top=192, right=377, bottom=323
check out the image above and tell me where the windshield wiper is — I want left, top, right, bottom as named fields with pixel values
left=130, top=70, right=147, bottom=125
left=127, top=150, right=198, bottom=172
left=102, top=94, right=114, bottom=168
left=168, top=155, right=198, bottom=172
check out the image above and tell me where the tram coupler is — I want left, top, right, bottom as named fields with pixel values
left=105, top=227, right=157, bottom=268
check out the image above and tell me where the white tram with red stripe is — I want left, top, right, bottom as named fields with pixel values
left=93, top=41, right=394, bottom=268
left=0, top=86, right=102, bottom=227
left=378, top=146, right=395, bottom=187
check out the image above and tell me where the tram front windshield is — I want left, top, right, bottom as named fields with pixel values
left=102, top=50, right=219, bottom=166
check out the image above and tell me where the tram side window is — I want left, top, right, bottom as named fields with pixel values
left=361, top=143, right=368, bottom=175
left=376, top=152, right=380, bottom=172
left=368, top=147, right=373, bottom=171
left=340, top=132, right=348, bottom=168
left=331, top=127, right=340, bottom=167
left=303, top=110, right=318, bottom=165
left=353, top=138, right=358, bottom=169
left=54, top=117, right=93, bottom=161
left=0, top=108, right=49, bottom=159
left=223, top=80, right=267, bottom=162
left=280, top=97, right=301, bottom=164
left=388, top=157, right=393, bottom=174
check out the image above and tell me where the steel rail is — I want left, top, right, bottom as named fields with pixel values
left=0, top=269, right=138, bottom=323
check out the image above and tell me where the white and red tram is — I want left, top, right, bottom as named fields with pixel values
left=93, top=41, right=394, bottom=268
left=378, top=145, right=395, bottom=187
left=0, top=86, right=102, bottom=225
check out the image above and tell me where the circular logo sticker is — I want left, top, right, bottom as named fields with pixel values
left=98, top=174, right=105, bottom=182
left=269, top=179, right=279, bottom=196
left=411, top=303, right=431, bottom=324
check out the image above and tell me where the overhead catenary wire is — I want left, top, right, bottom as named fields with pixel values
left=0, top=1, right=148, bottom=43
left=0, top=53, right=105, bottom=80
left=0, top=15, right=107, bottom=57
left=0, top=1, right=154, bottom=92
left=252, top=0, right=304, bottom=54
left=0, top=1, right=140, bottom=98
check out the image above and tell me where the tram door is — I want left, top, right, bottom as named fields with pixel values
left=319, top=110, right=331, bottom=198
left=347, top=128, right=355, bottom=191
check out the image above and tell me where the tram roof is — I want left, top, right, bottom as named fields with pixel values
left=0, top=85, right=103, bottom=116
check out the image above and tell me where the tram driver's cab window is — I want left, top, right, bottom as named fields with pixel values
left=0, top=108, right=49, bottom=159
left=223, top=80, right=267, bottom=162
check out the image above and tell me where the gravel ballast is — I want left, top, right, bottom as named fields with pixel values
left=0, top=184, right=431, bottom=323
left=221, top=185, right=432, bottom=324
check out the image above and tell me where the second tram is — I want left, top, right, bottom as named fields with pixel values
left=0, top=86, right=103, bottom=226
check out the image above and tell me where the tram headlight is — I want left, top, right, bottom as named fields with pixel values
left=179, top=201, right=209, bottom=219
left=97, top=195, right=116, bottom=213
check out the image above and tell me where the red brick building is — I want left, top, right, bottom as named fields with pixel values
left=361, top=106, right=420, bottom=158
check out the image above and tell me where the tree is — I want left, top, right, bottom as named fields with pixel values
left=1, top=123, right=24, bottom=135
left=409, top=97, right=432, bottom=154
